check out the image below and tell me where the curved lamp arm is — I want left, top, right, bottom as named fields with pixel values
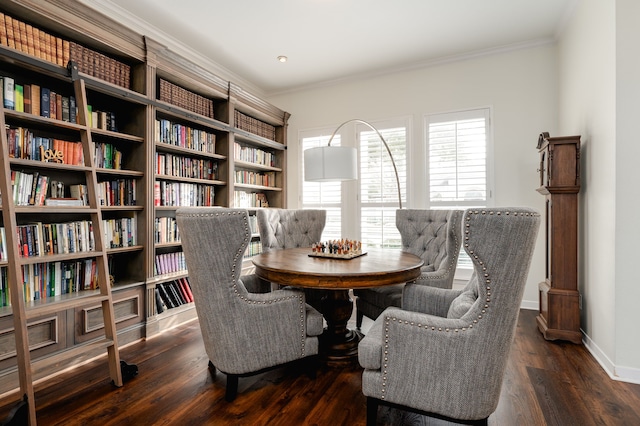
left=327, top=119, right=402, bottom=209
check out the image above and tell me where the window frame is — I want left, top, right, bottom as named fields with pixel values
left=355, top=117, right=411, bottom=248
left=424, top=107, right=494, bottom=279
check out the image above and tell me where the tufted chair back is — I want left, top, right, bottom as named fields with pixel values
left=396, top=209, right=462, bottom=289
left=354, top=209, right=462, bottom=329
left=256, top=209, right=327, bottom=311
left=257, top=209, right=326, bottom=252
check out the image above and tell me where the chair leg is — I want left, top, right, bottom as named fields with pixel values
left=208, top=361, right=216, bottom=379
left=366, top=397, right=379, bottom=426
left=225, top=374, right=239, bottom=402
left=356, top=308, right=364, bottom=330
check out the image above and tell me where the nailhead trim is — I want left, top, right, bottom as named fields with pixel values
left=378, top=208, right=539, bottom=400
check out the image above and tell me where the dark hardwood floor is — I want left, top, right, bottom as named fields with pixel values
left=1, top=309, right=640, bottom=425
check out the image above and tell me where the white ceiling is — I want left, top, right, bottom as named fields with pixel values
left=82, top=0, right=576, bottom=96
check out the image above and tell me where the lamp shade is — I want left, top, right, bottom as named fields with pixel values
left=304, top=146, right=357, bottom=182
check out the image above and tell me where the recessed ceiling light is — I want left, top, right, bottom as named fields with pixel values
left=277, top=56, right=288, bottom=63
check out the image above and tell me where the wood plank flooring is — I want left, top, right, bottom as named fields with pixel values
left=1, top=309, right=640, bottom=425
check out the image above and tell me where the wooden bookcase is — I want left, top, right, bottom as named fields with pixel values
left=0, top=1, right=289, bottom=423
left=535, top=133, right=582, bottom=344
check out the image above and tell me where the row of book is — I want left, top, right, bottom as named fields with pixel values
left=154, top=217, right=180, bottom=244
left=103, top=217, right=137, bottom=249
left=234, top=110, right=277, bottom=141
left=0, top=12, right=70, bottom=68
left=234, top=190, right=270, bottom=208
left=11, top=170, right=49, bottom=206
left=155, top=152, right=218, bottom=181
left=0, top=12, right=131, bottom=89
left=0, top=259, right=99, bottom=306
left=158, top=78, right=214, bottom=119
left=153, top=181, right=215, bottom=207
left=2, top=77, right=118, bottom=132
left=3, top=76, right=75, bottom=120
left=98, top=179, right=137, bottom=207
left=154, top=251, right=186, bottom=276
left=244, top=240, right=263, bottom=259
left=10, top=169, right=136, bottom=208
left=155, top=278, right=193, bottom=313
left=155, top=119, right=216, bottom=154
left=235, top=170, right=277, bottom=188
left=94, top=142, right=123, bottom=170
left=6, top=126, right=84, bottom=165
left=17, top=220, right=95, bottom=258
left=11, top=170, right=87, bottom=207
left=234, top=142, right=276, bottom=167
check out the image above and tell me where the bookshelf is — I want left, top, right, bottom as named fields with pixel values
left=0, top=2, right=289, bottom=421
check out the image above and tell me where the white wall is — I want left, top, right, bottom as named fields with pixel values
left=614, top=0, right=640, bottom=378
left=558, top=0, right=640, bottom=382
left=269, top=43, right=558, bottom=308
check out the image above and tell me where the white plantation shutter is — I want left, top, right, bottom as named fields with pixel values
left=426, top=108, right=491, bottom=269
left=359, top=125, right=407, bottom=248
left=301, top=134, right=342, bottom=240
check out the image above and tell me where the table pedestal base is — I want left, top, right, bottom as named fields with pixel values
left=319, top=290, right=363, bottom=367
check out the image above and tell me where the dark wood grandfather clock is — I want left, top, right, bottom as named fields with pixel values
left=535, top=132, right=582, bottom=344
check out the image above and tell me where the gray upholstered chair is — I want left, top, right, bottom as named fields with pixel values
left=256, top=208, right=327, bottom=311
left=358, top=207, right=540, bottom=425
left=175, top=208, right=323, bottom=402
left=354, top=209, right=462, bottom=329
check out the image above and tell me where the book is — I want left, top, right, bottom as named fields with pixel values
left=3, top=76, right=14, bottom=109
left=14, top=84, right=23, bottom=112
left=61, top=96, right=70, bottom=122
left=5, top=15, right=15, bottom=49
left=25, top=24, right=34, bottom=56
left=69, top=95, right=76, bottom=123
left=157, top=283, right=175, bottom=309
left=155, top=288, right=166, bottom=314
left=55, top=93, right=62, bottom=120
left=40, top=87, right=50, bottom=117
left=44, top=198, right=83, bottom=206
left=31, top=84, right=40, bottom=116
left=0, top=13, right=6, bottom=46
left=23, top=84, right=31, bottom=114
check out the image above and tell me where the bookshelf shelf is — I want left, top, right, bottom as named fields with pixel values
left=154, top=174, right=224, bottom=186
left=155, top=142, right=226, bottom=161
left=234, top=183, right=282, bottom=192
left=155, top=101, right=231, bottom=132
left=0, top=3, right=290, bottom=421
left=234, top=131, right=285, bottom=151
left=146, top=270, right=189, bottom=286
left=106, top=245, right=144, bottom=254
left=234, top=159, right=282, bottom=172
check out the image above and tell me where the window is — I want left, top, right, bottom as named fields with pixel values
left=425, top=108, right=492, bottom=270
left=300, top=133, right=342, bottom=240
left=358, top=122, right=408, bottom=249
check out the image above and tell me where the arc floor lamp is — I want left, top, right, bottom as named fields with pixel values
left=303, top=119, right=402, bottom=209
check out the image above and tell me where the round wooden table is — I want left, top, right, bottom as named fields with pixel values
left=252, top=247, right=423, bottom=366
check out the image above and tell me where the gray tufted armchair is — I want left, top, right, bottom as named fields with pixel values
left=256, top=208, right=327, bottom=311
left=175, top=208, right=323, bottom=402
left=358, top=207, right=540, bottom=425
left=354, top=209, right=462, bottom=329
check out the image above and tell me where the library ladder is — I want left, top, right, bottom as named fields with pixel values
left=0, top=77, right=124, bottom=425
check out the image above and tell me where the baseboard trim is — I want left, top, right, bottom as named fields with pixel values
left=582, top=331, right=640, bottom=385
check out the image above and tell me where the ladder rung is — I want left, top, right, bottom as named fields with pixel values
left=31, top=338, right=115, bottom=376
left=25, top=293, right=110, bottom=320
